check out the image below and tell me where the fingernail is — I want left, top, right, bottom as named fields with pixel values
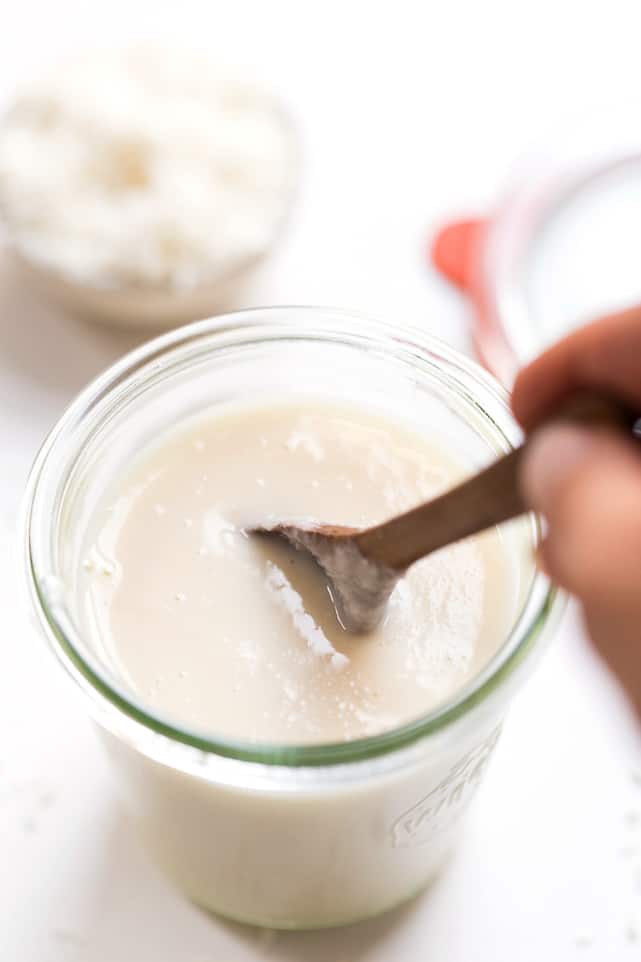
left=521, top=424, right=598, bottom=512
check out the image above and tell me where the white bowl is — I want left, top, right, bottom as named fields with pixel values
left=0, top=49, right=300, bottom=330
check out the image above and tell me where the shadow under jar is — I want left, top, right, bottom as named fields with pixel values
left=23, top=307, right=561, bottom=929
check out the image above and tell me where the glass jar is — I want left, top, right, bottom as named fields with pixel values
left=432, top=104, right=641, bottom=386
left=22, top=307, right=561, bottom=929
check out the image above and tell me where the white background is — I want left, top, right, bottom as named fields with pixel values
left=2, top=2, right=641, bottom=959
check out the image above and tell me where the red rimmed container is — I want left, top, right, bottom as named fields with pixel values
left=432, top=107, right=641, bottom=384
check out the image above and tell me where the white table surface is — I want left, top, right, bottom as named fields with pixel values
left=2, top=2, right=641, bottom=959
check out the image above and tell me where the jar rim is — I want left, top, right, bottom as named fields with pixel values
left=23, top=306, right=560, bottom=768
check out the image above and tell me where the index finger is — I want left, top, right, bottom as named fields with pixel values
left=512, top=304, right=641, bottom=430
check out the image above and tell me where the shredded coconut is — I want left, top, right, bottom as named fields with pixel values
left=0, top=48, right=297, bottom=290
left=285, top=430, right=325, bottom=462
left=265, top=561, right=349, bottom=669
left=202, top=510, right=237, bottom=555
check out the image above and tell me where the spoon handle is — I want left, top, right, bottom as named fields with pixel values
left=355, top=393, right=637, bottom=570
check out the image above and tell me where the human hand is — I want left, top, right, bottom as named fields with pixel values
left=512, top=305, right=641, bottom=718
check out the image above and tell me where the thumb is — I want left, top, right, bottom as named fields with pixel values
left=520, top=424, right=641, bottom=608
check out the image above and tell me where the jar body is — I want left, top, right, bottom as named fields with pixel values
left=99, top=706, right=504, bottom=928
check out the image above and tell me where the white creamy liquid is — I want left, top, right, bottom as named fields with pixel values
left=81, top=398, right=519, bottom=744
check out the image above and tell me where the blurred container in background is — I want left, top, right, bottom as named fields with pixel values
left=432, top=105, right=641, bottom=384
left=0, top=47, right=299, bottom=329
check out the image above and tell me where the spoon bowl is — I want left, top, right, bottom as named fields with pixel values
left=254, top=393, right=634, bottom=633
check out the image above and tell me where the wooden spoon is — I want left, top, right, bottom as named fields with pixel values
left=253, top=394, right=636, bottom=633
